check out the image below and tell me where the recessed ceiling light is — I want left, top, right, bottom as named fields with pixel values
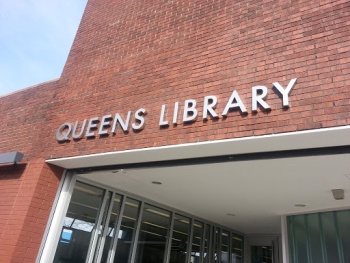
left=294, top=204, right=306, bottom=207
left=111, top=169, right=125, bottom=173
left=226, top=213, right=236, bottom=217
left=152, top=181, right=162, bottom=185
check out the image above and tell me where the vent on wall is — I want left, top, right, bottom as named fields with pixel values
left=332, top=189, right=344, bottom=200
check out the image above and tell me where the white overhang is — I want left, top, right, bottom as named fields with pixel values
left=47, top=126, right=350, bottom=169
left=46, top=126, right=350, bottom=234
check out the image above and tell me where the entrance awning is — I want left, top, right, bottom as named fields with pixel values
left=47, top=126, right=350, bottom=234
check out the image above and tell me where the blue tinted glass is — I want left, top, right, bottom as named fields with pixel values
left=288, top=209, right=350, bottom=263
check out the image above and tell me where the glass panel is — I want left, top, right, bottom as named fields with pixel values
left=93, top=191, right=112, bottom=262
left=100, top=194, right=123, bottom=262
left=169, top=214, right=191, bottom=263
left=231, top=233, right=243, bottom=263
left=306, top=213, right=323, bottom=263
left=322, top=212, right=340, bottom=262
left=213, top=228, right=220, bottom=263
left=190, top=221, right=203, bottom=263
left=336, top=210, right=350, bottom=263
left=52, top=180, right=246, bottom=263
left=203, top=225, right=211, bottom=263
left=53, top=182, right=105, bottom=263
left=221, top=230, right=229, bottom=263
left=288, top=209, right=350, bottom=263
left=135, top=204, right=171, bottom=263
left=113, top=198, right=140, bottom=263
left=251, top=246, right=273, bottom=263
left=293, top=214, right=308, bottom=261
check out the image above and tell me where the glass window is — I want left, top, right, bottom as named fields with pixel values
left=305, top=213, right=323, bottom=263
left=336, top=210, right=350, bottom=263
left=113, top=198, right=141, bottom=263
left=221, top=230, right=229, bottom=263
left=322, top=212, right=340, bottom=263
left=288, top=209, right=350, bottom=263
left=170, top=214, right=191, bottom=263
left=52, top=180, right=245, bottom=263
left=99, top=194, right=123, bottom=262
left=203, top=225, right=211, bottom=263
left=92, top=191, right=112, bottom=262
left=251, top=246, right=273, bottom=263
left=213, top=228, right=220, bottom=263
left=231, top=233, right=243, bottom=263
left=190, top=221, right=203, bottom=263
left=135, top=204, right=171, bottom=263
left=53, top=182, right=105, bottom=263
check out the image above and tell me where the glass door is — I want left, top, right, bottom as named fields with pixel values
left=50, top=179, right=245, bottom=263
left=53, top=181, right=108, bottom=263
left=245, top=235, right=280, bottom=263
left=251, top=246, right=273, bottom=263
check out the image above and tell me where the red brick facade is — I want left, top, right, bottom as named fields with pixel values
left=0, top=0, right=349, bottom=261
left=0, top=161, right=62, bottom=263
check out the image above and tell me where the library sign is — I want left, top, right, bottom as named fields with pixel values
left=56, top=78, right=297, bottom=142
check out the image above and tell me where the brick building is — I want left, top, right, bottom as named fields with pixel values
left=0, top=0, right=350, bottom=262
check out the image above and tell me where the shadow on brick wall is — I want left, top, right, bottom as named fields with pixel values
left=0, top=163, right=27, bottom=180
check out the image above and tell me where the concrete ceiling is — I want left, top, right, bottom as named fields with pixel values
left=79, top=153, right=350, bottom=234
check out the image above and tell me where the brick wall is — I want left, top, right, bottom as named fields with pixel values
left=0, top=161, right=62, bottom=262
left=0, top=80, right=60, bottom=162
left=46, top=0, right=350, bottom=158
left=0, top=0, right=349, bottom=261
left=1, top=0, right=349, bottom=160
left=0, top=80, right=64, bottom=262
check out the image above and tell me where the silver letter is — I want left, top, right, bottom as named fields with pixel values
left=112, top=111, right=131, bottom=133
left=173, top=102, right=179, bottom=125
left=183, top=99, right=198, bottom=122
left=252, top=86, right=270, bottom=112
left=203, top=96, right=218, bottom=120
left=72, top=119, right=87, bottom=139
left=159, top=104, right=169, bottom=126
left=222, top=90, right=247, bottom=116
left=132, top=108, right=147, bottom=130
left=56, top=122, right=72, bottom=142
left=99, top=115, right=112, bottom=135
left=273, top=78, right=297, bottom=107
left=85, top=117, right=99, bottom=137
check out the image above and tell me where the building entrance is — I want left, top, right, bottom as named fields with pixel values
left=245, top=235, right=281, bottom=263
left=52, top=180, right=244, bottom=263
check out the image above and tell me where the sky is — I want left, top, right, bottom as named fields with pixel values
left=0, top=0, right=88, bottom=96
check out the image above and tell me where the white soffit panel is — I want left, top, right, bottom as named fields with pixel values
left=46, top=126, right=350, bottom=169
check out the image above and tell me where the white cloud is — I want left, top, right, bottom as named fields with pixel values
left=0, top=0, right=88, bottom=96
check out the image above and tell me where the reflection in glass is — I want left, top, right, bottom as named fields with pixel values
left=214, top=228, right=220, bottom=263
left=52, top=180, right=246, bottom=263
left=135, top=204, right=171, bottom=262
left=231, top=234, right=243, bottom=263
left=190, top=221, right=203, bottom=263
left=336, top=210, right=350, bottom=263
left=251, top=246, right=272, bottom=263
left=221, top=230, right=229, bottom=263
left=100, top=194, right=123, bottom=262
left=305, top=213, right=323, bottom=263
left=53, top=182, right=105, bottom=263
left=113, top=198, right=140, bottom=263
left=323, top=212, right=340, bottom=262
left=170, top=214, right=191, bottom=263
left=203, top=225, right=211, bottom=263
left=288, top=209, right=350, bottom=263
left=92, top=192, right=112, bottom=262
